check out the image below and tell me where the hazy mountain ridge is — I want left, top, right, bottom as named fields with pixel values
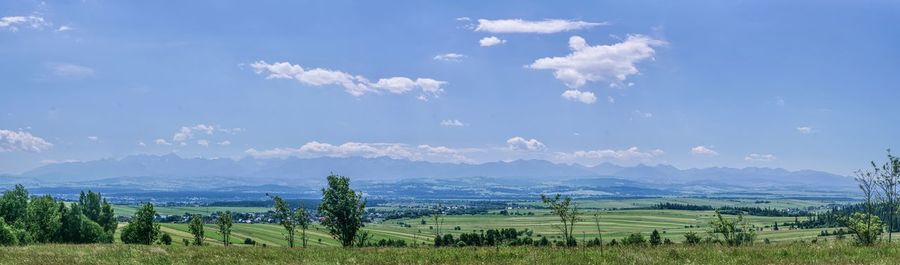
left=5, top=154, right=857, bottom=199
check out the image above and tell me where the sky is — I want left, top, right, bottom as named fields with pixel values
left=1, top=0, right=899, bottom=175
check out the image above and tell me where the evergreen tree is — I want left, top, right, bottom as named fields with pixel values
left=649, top=229, right=662, bottom=246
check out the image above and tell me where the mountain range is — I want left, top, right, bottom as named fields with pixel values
left=0, top=154, right=858, bottom=201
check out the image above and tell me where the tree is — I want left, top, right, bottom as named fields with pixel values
left=76, top=191, right=116, bottom=242
left=0, top=184, right=28, bottom=227
left=432, top=204, right=445, bottom=240
left=850, top=168, right=881, bottom=245
left=874, top=150, right=900, bottom=241
left=216, top=211, right=233, bottom=246
left=121, top=203, right=160, bottom=245
left=295, top=203, right=310, bottom=247
left=25, top=195, right=61, bottom=243
left=540, top=194, right=578, bottom=246
left=318, top=174, right=366, bottom=247
left=708, top=210, right=755, bottom=246
left=271, top=195, right=297, bottom=248
left=649, top=229, right=662, bottom=246
left=188, top=214, right=204, bottom=246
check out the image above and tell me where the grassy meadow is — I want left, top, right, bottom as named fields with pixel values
left=2, top=242, right=899, bottom=265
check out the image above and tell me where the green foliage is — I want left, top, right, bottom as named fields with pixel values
left=216, top=211, right=233, bottom=246
left=683, top=231, right=702, bottom=245
left=709, top=210, right=756, bottom=246
left=318, top=174, right=366, bottom=247
left=271, top=195, right=297, bottom=248
left=160, top=233, right=172, bottom=245
left=847, top=212, right=882, bottom=246
left=120, top=203, right=160, bottom=245
left=0, top=218, right=19, bottom=246
left=649, top=229, right=662, bottom=246
left=621, top=233, right=646, bottom=246
left=0, top=184, right=29, bottom=227
left=188, top=214, right=204, bottom=246
left=25, top=195, right=61, bottom=243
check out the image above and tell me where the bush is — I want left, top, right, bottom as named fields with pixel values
left=160, top=233, right=172, bottom=245
left=684, top=231, right=702, bottom=245
left=622, top=233, right=646, bottom=246
left=0, top=219, right=19, bottom=246
left=244, top=238, right=256, bottom=245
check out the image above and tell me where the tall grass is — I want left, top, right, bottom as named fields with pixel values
left=1, top=242, right=899, bottom=265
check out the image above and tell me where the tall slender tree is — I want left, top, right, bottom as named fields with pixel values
left=216, top=211, right=233, bottom=246
left=295, top=203, right=310, bottom=248
left=875, top=150, right=900, bottom=241
left=270, top=195, right=297, bottom=248
left=188, top=214, right=204, bottom=246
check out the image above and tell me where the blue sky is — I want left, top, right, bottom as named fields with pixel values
left=1, top=0, right=899, bottom=175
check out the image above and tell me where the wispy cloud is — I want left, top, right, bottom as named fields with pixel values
left=691, top=146, right=719, bottom=156
left=556, top=147, right=664, bottom=161
left=440, top=119, right=466, bottom=127
left=745, top=153, right=776, bottom=162
left=0, top=15, right=50, bottom=32
left=433, top=53, right=465, bottom=62
left=251, top=61, right=446, bottom=100
left=475, top=19, right=606, bottom=34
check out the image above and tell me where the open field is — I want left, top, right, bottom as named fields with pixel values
left=2, top=242, right=899, bottom=265
left=145, top=208, right=831, bottom=247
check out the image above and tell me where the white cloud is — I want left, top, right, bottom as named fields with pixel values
left=245, top=141, right=472, bottom=163
left=56, top=25, right=73, bottom=32
left=48, top=63, right=94, bottom=78
left=433, top=53, right=465, bottom=62
left=440, top=119, right=466, bottom=127
left=0, top=129, right=52, bottom=152
left=87, top=136, right=99, bottom=142
left=607, top=96, right=615, bottom=103
left=456, top=17, right=471, bottom=22
left=250, top=61, right=446, bottom=100
left=217, top=140, right=231, bottom=146
left=556, top=147, right=664, bottom=161
left=155, top=138, right=172, bottom=146
left=690, top=146, right=719, bottom=156
left=506, top=137, right=546, bottom=151
left=171, top=124, right=235, bottom=143
left=528, top=35, right=666, bottom=88
left=0, top=16, right=49, bottom=32
left=745, top=153, right=776, bottom=162
left=479, top=36, right=506, bottom=47
left=138, top=141, right=146, bottom=147
left=560, top=89, right=596, bottom=104
left=197, top=139, right=209, bottom=147
left=475, top=19, right=606, bottom=34
left=796, top=127, right=813, bottom=134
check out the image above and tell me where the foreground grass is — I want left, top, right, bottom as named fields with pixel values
left=2, top=242, right=899, bottom=265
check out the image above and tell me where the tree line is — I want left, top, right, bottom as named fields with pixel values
left=0, top=185, right=117, bottom=246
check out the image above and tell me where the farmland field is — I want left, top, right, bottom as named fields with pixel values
left=136, top=205, right=838, bottom=247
